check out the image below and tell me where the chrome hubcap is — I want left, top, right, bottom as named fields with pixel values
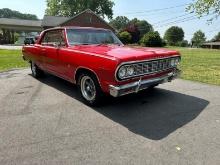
left=80, top=76, right=96, bottom=101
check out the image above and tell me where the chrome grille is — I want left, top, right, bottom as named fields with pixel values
left=129, top=57, right=176, bottom=77
left=116, top=56, right=181, bottom=81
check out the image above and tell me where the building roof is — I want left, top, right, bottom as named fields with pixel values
left=0, top=9, right=115, bottom=31
left=202, top=42, right=220, bottom=46
left=0, top=18, right=42, bottom=27
left=41, top=9, right=115, bottom=31
left=60, top=9, right=115, bottom=31
left=41, top=15, right=69, bottom=27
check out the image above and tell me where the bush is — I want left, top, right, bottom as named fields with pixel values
left=140, top=31, right=163, bottom=47
left=177, top=40, right=189, bottom=47
left=118, top=31, right=132, bottom=44
left=124, top=24, right=140, bottom=43
left=162, top=39, right=167, bottom=47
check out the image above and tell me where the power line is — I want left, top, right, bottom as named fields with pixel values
left=135, top=16, right=197, bottom=30
left=152, top=13, right=193, bottom=25
left=115, top=3, right=189, bottom=15
left=153, top=13, right=216, bottom=28
left=124, top=12, right=216, bottom=32
left=153, top=16, right=196, bottom=28
left=125, top=10, right=187, bottom=18
left=152, top=9, right=216, bottom=26
left=113, top=4, right=219, bottom=39
left=124, top=14, right=197, bottom=31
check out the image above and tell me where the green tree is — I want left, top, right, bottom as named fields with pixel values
left=0, top=8, right=38, bottom=44
left=118, top=31, right=132, bottom=44
left=140, top=31, right=163, bottom=47
left=45, top=0, right=114, bottom=19
left=164, top=26, right=184, bottom=46
left=187, top=0, right=220, bottom=20
left=129, top=18, right=153, bottom=38
left=212, top=32, right=220, bottom=41
left=177, top=40, right=189, bottom=47
left=191, top=30, right=206, bottom=47
left=109, top=16, right=129, bottom=31
left=0, top=8, right=38, bottom=20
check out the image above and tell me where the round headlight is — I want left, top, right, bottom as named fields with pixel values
left=127, top=66, right=134, bottom=76
left=118, top=66, right=126, bottom=79
left=171, top=59, right=175, bottom=67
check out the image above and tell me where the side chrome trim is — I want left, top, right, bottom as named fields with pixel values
left=74, top=66, right=102, bottom=89
left=114, top=55, right=181, bottom=82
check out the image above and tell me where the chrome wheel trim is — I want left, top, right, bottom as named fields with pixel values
left=31, top=62, right=37, bottom=76
left=80, top=76, right=96, bottom=101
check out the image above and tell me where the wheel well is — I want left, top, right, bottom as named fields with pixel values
left=75, top=68, right=99, bottom=84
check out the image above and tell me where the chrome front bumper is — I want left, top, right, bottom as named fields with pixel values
left=109, top=69, right=181, bottom=97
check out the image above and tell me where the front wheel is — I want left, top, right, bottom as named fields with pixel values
left=78, top=73, right=103, bottom=106
left=31, top=61, right=44, bottom=78
left=148, top=83, right=159, bottom=90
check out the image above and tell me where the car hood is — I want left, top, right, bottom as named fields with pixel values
left=69, top=45, right=180, bottom=62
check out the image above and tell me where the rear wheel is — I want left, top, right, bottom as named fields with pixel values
left=31, top=61, right=44, bottom=78
left=77, top=72, right=103, bottom=106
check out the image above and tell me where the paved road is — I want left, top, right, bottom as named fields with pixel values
left=0, top=45, right=22, bottom=50
left=0, top=69, right=220, bottom=165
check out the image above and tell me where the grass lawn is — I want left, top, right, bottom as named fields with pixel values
left=169, top=47, right=220, bottom=86
left=0, top=49, right=29, bottom=71
left=0, top=47, right=220, bottom=86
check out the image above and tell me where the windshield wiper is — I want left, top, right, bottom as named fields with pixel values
left=75, top=43, right=91, bottom=46
left=96, top=43, right=122, bottom=46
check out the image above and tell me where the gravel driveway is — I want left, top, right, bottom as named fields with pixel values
left=0, top=69, right=219, bottom=165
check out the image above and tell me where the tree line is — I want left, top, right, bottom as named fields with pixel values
left=0, top=0, right=219, bottom=46
left=109, top=16, right=220, bottom=47
left=44, top=0, right=220, bottom=47
left=0, top=8, right=38, bottom=20
left=0, top=8, right=39, bottom=44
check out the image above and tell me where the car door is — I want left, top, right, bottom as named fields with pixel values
left=40, top=30, right=65, bottom=76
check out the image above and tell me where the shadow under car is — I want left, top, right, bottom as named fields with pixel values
left=35, top=74, right=209, bottom=140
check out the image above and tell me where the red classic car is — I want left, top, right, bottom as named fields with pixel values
left=22, top=27, right=181, bottom=105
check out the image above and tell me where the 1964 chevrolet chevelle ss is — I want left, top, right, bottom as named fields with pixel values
left=22, top=27, right=181, bottom=105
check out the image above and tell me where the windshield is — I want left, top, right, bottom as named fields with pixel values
left=66, top=29, right=123, bottom=46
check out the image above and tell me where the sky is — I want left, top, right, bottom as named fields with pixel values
left=0, top=0, right=220, bottom=41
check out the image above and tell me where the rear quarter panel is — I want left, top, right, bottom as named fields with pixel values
left=22, top=44, right=43, bottom=68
